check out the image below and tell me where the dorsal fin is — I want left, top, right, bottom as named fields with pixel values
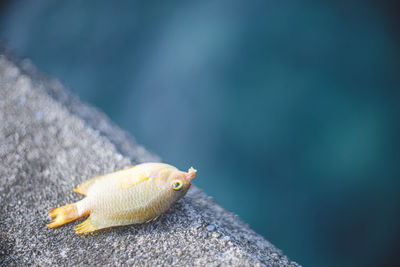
left=73, top=166, right=136, bottom=195
left=73, top=176, right=101, bottom=195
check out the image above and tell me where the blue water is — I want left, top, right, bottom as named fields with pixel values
left=1, top=1, right=399, bottom=266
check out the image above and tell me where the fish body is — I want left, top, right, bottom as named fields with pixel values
left=47, top=162, right=196, bottom=234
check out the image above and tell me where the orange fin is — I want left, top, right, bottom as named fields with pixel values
left=119, top=171, right=149, bottom=189
left=74, top=166, right=136, bottom=195
left=75, top=217, right=97, bottom=234
left=73, top=178, right=97, bottom=195
left=47, top=203, right=82, bottom=228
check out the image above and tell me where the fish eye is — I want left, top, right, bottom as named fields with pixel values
left=171, top=180, right=183, bottom=191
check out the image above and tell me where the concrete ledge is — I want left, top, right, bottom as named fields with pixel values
left=0, top=48, right=300, bottom=266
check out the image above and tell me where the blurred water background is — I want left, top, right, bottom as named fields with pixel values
left=1, top=1, right=399, bottom=266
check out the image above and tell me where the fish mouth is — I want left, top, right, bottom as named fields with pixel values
left=184, top=167, right=197, bottom=181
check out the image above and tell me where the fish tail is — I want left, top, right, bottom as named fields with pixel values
left=47, top=203, right=86, bottom=228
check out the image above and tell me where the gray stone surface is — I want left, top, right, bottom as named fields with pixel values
left=0, top=48, right=300, bottom=266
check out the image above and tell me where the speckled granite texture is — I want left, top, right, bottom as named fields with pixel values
left=0, top=48, right=300, bottom=266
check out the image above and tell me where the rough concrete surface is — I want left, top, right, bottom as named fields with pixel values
left=0, top=48, right=300, bottom=266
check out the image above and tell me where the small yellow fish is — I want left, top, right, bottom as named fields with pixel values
left=47, top=162, right=197, bottom=234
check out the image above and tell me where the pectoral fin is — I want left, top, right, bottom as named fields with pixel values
left=119, top=171, right=149, bottom=189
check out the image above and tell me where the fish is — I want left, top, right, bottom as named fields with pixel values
left=47, top=162, right=197, bottom=234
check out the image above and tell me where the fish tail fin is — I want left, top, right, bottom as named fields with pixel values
left=47, top=203, right=85, bottom=228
